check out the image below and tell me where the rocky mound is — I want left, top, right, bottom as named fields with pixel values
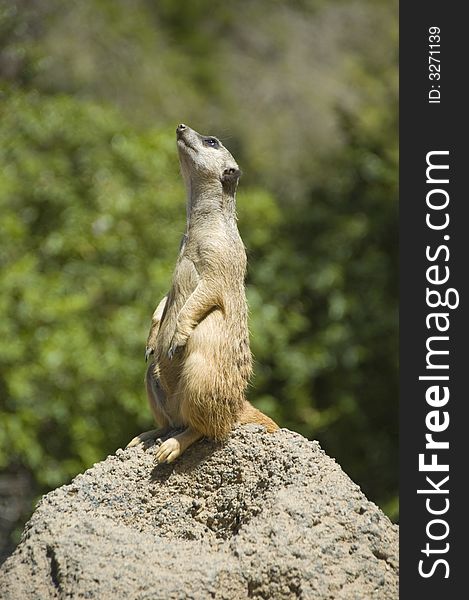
left=0, top=426, right=398, bottom=599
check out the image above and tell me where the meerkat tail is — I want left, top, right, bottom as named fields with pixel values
left=238, top=401, right=279, bottom=433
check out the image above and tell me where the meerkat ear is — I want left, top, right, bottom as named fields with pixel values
left=221, top=166, right=241, bottom=193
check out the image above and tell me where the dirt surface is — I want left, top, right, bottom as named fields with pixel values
left=0, top=426, right=398, bottom=599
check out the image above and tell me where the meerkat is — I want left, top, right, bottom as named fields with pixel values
left=128, top=124, right=278, bottom=463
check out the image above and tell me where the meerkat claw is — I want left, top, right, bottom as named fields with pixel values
left=168, top=343, right=182, bottom=360
left=168, top=332, right=187, bottom=360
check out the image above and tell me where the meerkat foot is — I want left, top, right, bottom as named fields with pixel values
left=155, top=427, right=203, bottom=464
left=155, top=437, right=181, bottom=463
left=126, top=427, right=169, bottom=448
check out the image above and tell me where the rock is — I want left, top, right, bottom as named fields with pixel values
left=0, top=426, right=398, bottom=599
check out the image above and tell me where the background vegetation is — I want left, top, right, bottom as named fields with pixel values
left=0, top=0, right=398, bottom=561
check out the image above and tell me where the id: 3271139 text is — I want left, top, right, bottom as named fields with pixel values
left=428, top=26, right=441, bottom=104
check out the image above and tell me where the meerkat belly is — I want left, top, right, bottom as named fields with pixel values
left=186, top=308, right=226, bottom=355
left=185, top=307, right=251, bottom=391
left=178, top=307, right=249, bottom=438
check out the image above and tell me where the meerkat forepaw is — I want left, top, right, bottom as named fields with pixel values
left=155, top=437, right=181, bottom=464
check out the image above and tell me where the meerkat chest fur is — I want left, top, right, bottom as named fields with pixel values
left=157, top=211, right=248, bottom=353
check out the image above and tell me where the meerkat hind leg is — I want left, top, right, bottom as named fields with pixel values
left=155, top=427, right=202, bottom=464
left=126, top=427, right=171, bottom=448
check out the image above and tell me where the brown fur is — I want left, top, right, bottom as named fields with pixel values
left=128, top=124, right=278, bottom=462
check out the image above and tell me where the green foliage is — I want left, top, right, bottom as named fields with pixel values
left=0, top=90, right=177, bottom=485
left=246, top=110, right=398, bottom=514
left=0, top=0, right=398, bottom=547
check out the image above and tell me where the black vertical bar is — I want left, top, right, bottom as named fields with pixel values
left=400, top=2, right=467, bottom=597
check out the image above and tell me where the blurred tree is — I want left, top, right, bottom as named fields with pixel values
left=0, top=91, right=181, bottom=486
left=246, top=107, right=398, bottom=517
left=1, top=0, right=397, bottom=194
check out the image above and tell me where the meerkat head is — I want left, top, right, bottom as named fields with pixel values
left=176, top=124, right=241, bottom=196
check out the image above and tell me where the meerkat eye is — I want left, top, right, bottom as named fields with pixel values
left=203, top=137, right=220, bottom=149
